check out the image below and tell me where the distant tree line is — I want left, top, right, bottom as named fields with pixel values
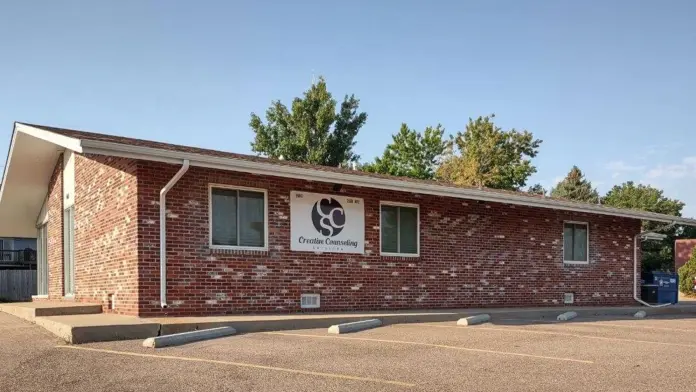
left=248, top=77, right=694, bottom=272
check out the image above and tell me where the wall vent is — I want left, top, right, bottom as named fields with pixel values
left=300, top=294, right=320, bottom=309
left=563, top=293, right=575, bottom=304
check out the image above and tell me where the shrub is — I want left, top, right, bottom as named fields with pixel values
left=678, top=248, right=696, bottom=295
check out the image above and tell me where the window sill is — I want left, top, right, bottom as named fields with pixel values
left=381, top=252, right=420, bottom=258
left=210, top=246, right=268, bottom=255
left=563, top=260, right=590, bottom=266
left=210, top=245, right=268, bottom=252
left=32, top=295, right=48, bottom=299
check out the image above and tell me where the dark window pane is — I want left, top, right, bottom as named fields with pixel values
left=564, top=223, right=588, bottom=262
left=399, top=207, right=418, bottom=254
left=238, top=191, right=265, bottom=247
left=381, top=205, right=398, bottom=253
left=563, top=224, right=574, bottom=261
left=573, top=225, right=587, bottom=261
left=212, top=188, right=237, bottom=246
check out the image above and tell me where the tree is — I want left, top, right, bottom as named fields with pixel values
left=602, top=181, right=684, bottom=231
left=602, top=181, right=687, bottom=272
left=643, top=246, right=676, bottom=273
left=527, top=183, right=547, bottom=196
left=436, top=115, right=542, bottom=190
left=550, top=166, right=599, bottom=203
left=249, top=77, right=367, bottom=166
left=678, top=248, right=696, bottom=296
left=362, top=123, right=451, bottom=180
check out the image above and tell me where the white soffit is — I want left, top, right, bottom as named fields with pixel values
left=0, top=125, right=80, bottom=237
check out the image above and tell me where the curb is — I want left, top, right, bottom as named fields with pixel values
left=3, top=302, right=695, bottom=344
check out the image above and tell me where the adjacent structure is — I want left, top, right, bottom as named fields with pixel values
left=0, top=237, right=37, bottom=270
left=2, top=122, right=695, bottom=316
left=676, top=239, right=696, bottom=270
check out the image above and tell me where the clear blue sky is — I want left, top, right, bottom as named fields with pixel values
left=1, top=1, right=695, bottom=217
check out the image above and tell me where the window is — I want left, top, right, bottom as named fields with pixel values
left=63, top=206, right=75, bottom=296
left=37, top=224, right=48, bottom=296
left=380, top=203, right=419, bottom=256
left=210, top=185, right=267, bottom=249
left=563, top=222, right=588, bottom=264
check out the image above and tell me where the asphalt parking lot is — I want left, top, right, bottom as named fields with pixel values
left=3, top=311, right=696, bottom=391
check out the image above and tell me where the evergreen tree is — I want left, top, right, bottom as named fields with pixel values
left=527, top=183, right=547, bottom=196
left=550, top=166, right=599, bottom=203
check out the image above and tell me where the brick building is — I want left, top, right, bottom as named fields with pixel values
left=676, top=239, right=696, bottom=270
left=1, top=122, right=695, bottom=316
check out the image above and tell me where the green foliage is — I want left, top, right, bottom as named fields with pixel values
left=362, top=123, right=451, bottom=179
left=550, top=166, right=599, bottom=203
left=249, top=77, right=367, bottom=166
left=602, top=181, right=684, bottom=231
left=436, top=114, right=542, bottom=190
left=643, top=246, right=676, bottom=273
left=678, top=248, right=696, bottom=295
left=602, top=181, right=686, bottom=272
left=527, top=183, right=547, bottom=196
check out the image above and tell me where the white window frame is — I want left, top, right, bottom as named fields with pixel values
left=563, top=221, right=590, bottom=265
left=379, top=201, right=420, bottom=257
left=208, top=184, right=269, bottom=251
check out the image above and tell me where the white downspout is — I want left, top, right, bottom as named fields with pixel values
left=160, top=160, right=190, bottom=308
left=633, top=233, right=671, bottom=308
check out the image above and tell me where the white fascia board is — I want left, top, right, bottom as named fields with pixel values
left=79, top=139, right=696, bottom=226
left=0, top=126, right=19, bottom=204
left=15, top=123, right=83, bottom=153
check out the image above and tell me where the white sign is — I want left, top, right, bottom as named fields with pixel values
left=290, top=191, right=364, bottom=254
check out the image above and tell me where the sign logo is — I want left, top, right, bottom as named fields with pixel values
left=311, top=198, right=345, bottom=237
left=291, top=191, right=364, bottom=254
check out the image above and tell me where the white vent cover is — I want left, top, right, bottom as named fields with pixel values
left=563, top=293, right=574, bottom=304
left=300, top=294, right=320, bottom=309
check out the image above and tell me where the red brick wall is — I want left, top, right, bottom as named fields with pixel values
left=136, top=161, right=642, bottom=317
left=72, top=154, right=140, bottom=314
left=46, top=155, right=64, bottom=299
left=676, top=239, right=696, bottom=270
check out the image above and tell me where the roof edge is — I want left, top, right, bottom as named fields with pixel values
left=78, top=138, right=696, bottom=226
left=0, top=123, right=20, bottom=204
left=15, top=123, right=83, bottom=153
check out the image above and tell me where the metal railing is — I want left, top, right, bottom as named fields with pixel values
left=0, top=249, right=37, bottom=265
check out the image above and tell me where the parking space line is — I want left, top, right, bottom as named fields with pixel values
left=585, top=322, right=696, bottom=333
left=499, top=318, right=562, bottom=324
left=263, top=332, right=593, bottom=364
left=500, top=317, right=696, bottom=333
left=397, top=323, right=696, bottom=349
left=55, top=345, right=416, bottom=388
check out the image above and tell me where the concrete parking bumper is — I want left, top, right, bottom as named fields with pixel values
left=557, top=311, right=578, bottom=321
left=328, top=319, right=382, bottom=334
left=143, top=326, right=237, bottom=348
left=456, top=314, right=491, bottom=326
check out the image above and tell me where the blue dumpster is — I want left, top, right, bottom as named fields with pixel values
left=652, top=272, right=678, bottom=304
